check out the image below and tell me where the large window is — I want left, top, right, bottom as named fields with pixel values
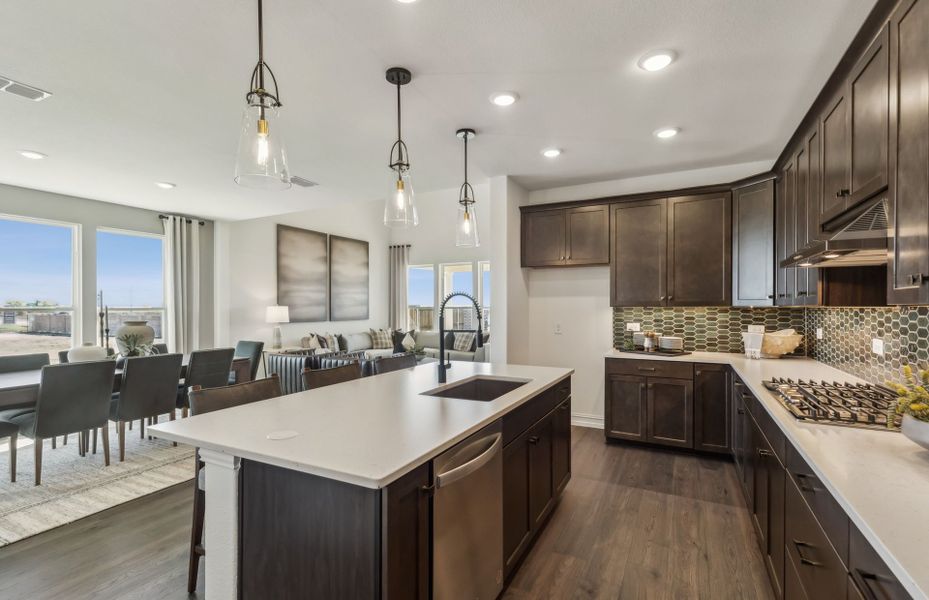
left=96, top=229, right=165, bottom=345
left=0, top=216, right=77, bottom=362
left=479, top=261, right=491, bottom=330
left=407, top=261, right=490, bottom=331
left=440, top=263, right=476, bottom=329
left=407, top=264, right=436, bottom=331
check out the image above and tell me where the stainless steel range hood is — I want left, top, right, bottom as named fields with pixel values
left=780, top=197, right=888, bottom=268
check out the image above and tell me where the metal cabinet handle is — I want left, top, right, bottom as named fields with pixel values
left=767, top=294, right=775, bottom=299
left=559, top=403, right=569, bottom=411
left=855, top=569, right=888, bottom=600
left=647, top=383, right=654, bottom=389
left=434, top=433, right=502, bottom=489
left=736, top=408, right=745, bottom=415
left=795, top=473, right=823, bottom=493
left=792, top=540, right=822, bottom=566
left=667, top=295, right=674, bottom=300
left=757, top=448, right=774, bottom=457
left=528, top=436, right=540, bottom=445
left=659, top=295, right=665, bottom=301
left=638, top=367, right=657, bottom=372
left=907, top=273, right=925, bottom=286
left=695, top=370, right=702, bottom=376
left=836, top=189, right=850, bottom=197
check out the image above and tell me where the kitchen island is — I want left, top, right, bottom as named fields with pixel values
left=150, top=361, right=573, bottom=599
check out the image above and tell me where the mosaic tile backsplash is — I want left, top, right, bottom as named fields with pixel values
left=612, top=306, right=929, bottom=386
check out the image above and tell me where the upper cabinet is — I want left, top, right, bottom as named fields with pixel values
left=521, top=205, right=609, bottom=268
left=820, top=90, right=851, bottom=224
left=611, top=193, right=731, bottom=307
left=732, top=180, right=774, bottom=306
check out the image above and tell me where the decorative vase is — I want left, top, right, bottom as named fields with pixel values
left=902, top=414, right=929, bottom=451
left=68, top=342, right=107, bottom=363
left=115, top=320, right=156, bottom=357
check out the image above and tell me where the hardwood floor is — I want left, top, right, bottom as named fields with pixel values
left=0, top=426, right=772, bottom=599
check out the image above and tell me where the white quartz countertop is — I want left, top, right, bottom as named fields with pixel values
left=149, top=362, right=572, bottom=490
left=606, top=350, right=929, bottom=600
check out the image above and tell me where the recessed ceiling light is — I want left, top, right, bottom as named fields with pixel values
left=823, top=253, right=842, bottom=259
left=653, top=127, right=680, bottom=139
left=799, top=261, right=814, bottom=267
left=396, top=0, right=417, bottom=3
left=155, top=181, right=176, bottom=189
left=541, top=148, right=562, bottom=158
left=637, top=50, right=677, bottom=72
left=16, top=150, right=47, bottom=160
left=490, top=92, right=519, bottom=106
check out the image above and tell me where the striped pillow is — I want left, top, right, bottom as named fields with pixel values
left=370, top=328, right=393, bottom=350
left=453, top=332, right=476, bottom=352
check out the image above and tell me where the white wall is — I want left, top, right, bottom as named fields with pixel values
left=0, top=183, right=215, bottom=347
left=221, top=199, right=390, bottom=348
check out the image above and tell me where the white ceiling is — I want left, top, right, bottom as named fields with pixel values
left=0, top=0, right=876, bottom=221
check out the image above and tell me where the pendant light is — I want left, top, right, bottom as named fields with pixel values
left=384, top=67, right=418, bottom=228
left=455, top=128, right=479, bottom=247
left=234, top=0, right=291, bottom=190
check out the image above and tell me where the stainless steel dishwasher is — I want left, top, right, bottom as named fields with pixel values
left=432, top=420, right=503, bottom=599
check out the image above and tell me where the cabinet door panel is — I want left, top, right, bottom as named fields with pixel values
left=733, top=180, right=775, bottom=306
left=383, top=463, right=430, bottom=599
left=606, top=374, right=647, bottom=441
left=611, top=200, right=667, bottom=306
left=752, top=423, right=770, bottom=548
left=888, top=0, right=929, bottom=304
left=528, top=417, right=553, bottom=528
left=784, top=162, right=798, bottom=304
left=503, top=432, right=531, bottom=575
left=694, top=364, right=730, bottom=453
left=522, top=210, right=566, bottom=267
left=821, top=93, right=850, bottom=223
left=850, top=25, right=890, bottom=204
left=552, top=399, right=571, bottom=495
left=667, top=193, right=732, bottom=306
left=805, top=128, right=823, bottom=304
left=775, top=176, right=788, bottom=305
left=646, top=377, right=693, bottom=448
left=768, top=454, right=786, bottom=599
left=786, top=479, right=848, bottom=599
left=565, top=205, right=609, bottom=265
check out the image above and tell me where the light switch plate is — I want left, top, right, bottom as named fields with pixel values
left=554, top=323, right=562, bottom=335
left=816, top=328, right=823, bottom=340
left=626, top=322, right=641, bottom=332
left=872, top=338, right=884, bottom=356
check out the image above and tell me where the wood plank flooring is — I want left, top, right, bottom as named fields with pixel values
left=0, top=426, right=772, bottom=600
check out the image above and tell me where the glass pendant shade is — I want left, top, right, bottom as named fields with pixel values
left=234, top=101, right=291, bottom=190
left=384, top=169, right=418, bottom=228
left=456, top=202, right=480, bottom=247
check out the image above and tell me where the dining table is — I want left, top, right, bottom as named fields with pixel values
left=0, top=355, right=251, bottom=411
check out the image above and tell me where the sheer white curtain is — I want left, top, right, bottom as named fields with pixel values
left=163, top=215, right=201, bottom=354
left=388, top=245, right=410, bottom=331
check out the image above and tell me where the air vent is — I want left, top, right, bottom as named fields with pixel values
left=0, top=76, right=52, bottom=102
left=290, top=176, right=318, bottom=188
left=830, top=197, right=888, bottom=241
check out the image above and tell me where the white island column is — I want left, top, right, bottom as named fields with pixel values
left=199, top=449, right=241, bottom=600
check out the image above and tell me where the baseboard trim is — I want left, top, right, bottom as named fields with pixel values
left=571, top=413, right=603, bottom=429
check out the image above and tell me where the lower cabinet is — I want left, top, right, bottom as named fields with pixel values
left=605, top=373, right=647, bottom=441
left=646, top=377, right=693, bottom=448
left=752, top=418, right=786, bottom=599
left=502, top=385, right=572, bottom=579
left=694, top=364, right=730, bottom=453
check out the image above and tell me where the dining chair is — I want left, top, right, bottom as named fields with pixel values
left=302, top=362, right=362, bottom=390
left=153, top=343, right=169, bottom=354
left=5, top=360, right=116, bottom=485
left=0, top=353, right=49, bottom=373
left=57, top=350, right=69, bottom=364
left=177, top=348, right=235, bottom=415
left=0, top=421, right=18, bottom=483
left=228, top=340, right=264, bottom=384
left=186, top=374, right=282, bottom=593
left=265, top=353, right=313, bottom=394
left=372, top=352, right=417, bottom=375
left=109, top=353, right=183, bottom=461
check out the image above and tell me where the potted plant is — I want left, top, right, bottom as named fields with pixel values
left=890, top=366, right=929, bottom=450
left=116, top=331, right=153, bottom=358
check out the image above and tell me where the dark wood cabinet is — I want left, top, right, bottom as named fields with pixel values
left=605, top=373, right=647, bottom=441
left=667, top=193, right=732, bottom=306
left=849, top=523, right=909, bottom=600
left=888, top=0, right=929, bottom=305
left=694, top=364, right=730, bottom=453
left=785, top=478, right=848, bottom=599
left=801, top=127, right=822, bottom=305
left=849, top=24, right=890, bottom=207
left=527, top=417, right=554, bottom=529
left=752, top=422, right=786, bottom=599
left=503, top=429, right=532, bottom=574
left=646, top=377, right=693, bottom=448
left=821, top=91, right=851, bottom=223
left=732, top=180, right=775, bottom=306
left=552, top=399, right=571, bottom=495
left=775, top=175, right=788, bottom=305
left=382, top=463, right=430, bottom=599
left=776, top=160, right=798, bottom=306
left=611, top=199, right=667, bottom=306
left=521, top=205, right=609, bottom=268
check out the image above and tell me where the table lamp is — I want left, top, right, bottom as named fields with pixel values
left=266, top=305, right=290, bottom=349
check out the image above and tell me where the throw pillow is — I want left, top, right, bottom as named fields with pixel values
left=392, top=330, right=406, bottom=353
left=370, top=328, right=392, bottom=350
left=303, top=334, right=322, bottom=350
left=453, top=332, right=476, bottom=352
left=401, top=332, right=416, bottom=352
left=324, top=333, right=340, bottom=352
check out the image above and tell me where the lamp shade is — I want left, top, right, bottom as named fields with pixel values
left=266, top=305, right=290, bottom=324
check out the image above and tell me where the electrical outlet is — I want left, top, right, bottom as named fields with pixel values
left=871, top=338, right=884, bottom=356
left=816, top=328, right=823, bottom=340
left=554, top=323, right=562, bottom=335
left=626, top=322, right=641, bottom=332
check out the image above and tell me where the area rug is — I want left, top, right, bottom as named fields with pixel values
left=0, top=421, right=194, bottom=546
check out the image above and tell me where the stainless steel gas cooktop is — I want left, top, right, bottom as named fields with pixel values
left=762, top=377, right=901, bottom=431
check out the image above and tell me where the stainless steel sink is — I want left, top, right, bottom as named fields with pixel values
left=423, top=376, right=530, bottom=402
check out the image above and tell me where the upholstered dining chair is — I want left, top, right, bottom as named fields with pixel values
left=302, top=361, right=362, bottom=390
left=5, top=360, right=116, bottom=485
left=177, top=348, right=235, bottom=416
left=152, top=343, right=169, bottom=354
left=185, top=374, right=282, bottom=593
left=228, top=340, right=264, bottom=384
left=0, top=421, right=18, bottom=482
left=109, top=353, right=184, bottom=461
left=0, top=353, right=49, bottom=373
left=372, top=352, right=417, bottom=375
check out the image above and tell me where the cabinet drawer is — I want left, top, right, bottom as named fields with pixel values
left=753, top=400, right=786, bottom=464
left=786, top=445, right=849, bottom=566
left=605, top=358, right=693, bottom=380
left=849, top=523, right=909, bottom=600
left=503, top=378, right=568, bottom=446
left=786, top=478, right=848, bottom=599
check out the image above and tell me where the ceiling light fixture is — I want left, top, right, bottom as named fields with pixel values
left=455, top=128, right=479, bottom=248
left=823, top=252, right=842, bottom=259
left=490, top=92, right=519, bottom=106
left=653, top=127, right=680, bottom=139
left=637, top=50, right=676, bottom=72
left=155, top=182, right=176, bottom=189
left=542, top=148, right=562, bottom=158
left=16, top=150, right=47, bottom=160
left=396, top=0, right=418, bottom=3
left=384, top=67, right=418, bottom=228
left=234, top=0, right=291, bottom=190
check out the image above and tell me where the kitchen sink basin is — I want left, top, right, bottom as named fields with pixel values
left=423, top=376, right=530, bottom=402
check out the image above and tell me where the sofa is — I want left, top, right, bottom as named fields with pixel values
left=298, top=329, right=490, bottom=363
left=414, top=330, right=490, bottom=363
